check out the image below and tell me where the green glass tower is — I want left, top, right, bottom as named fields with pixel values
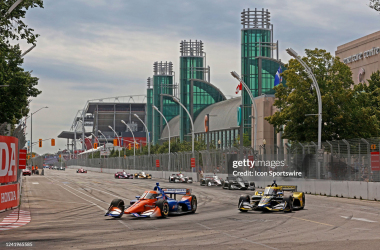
left=179, top=40, right=205, bottom=142
left=146, top=77, right=153, bottom=141
left=152, top=61, right=179, bottom=145
left=241, top=8, right=285, bottom=143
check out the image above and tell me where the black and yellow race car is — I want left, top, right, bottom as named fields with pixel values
left=134, top=172, right=152, bottom=179
left=238, top=180, right=305, bottom=213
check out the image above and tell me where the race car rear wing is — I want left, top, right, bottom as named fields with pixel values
left=161, top=188, right=192, bottom=195
left=266, top=184, right=297, bottom=191
left=279, top=185, right=297, bottom=191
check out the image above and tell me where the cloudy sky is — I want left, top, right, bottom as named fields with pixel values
left=19, top=0, right=379, bottom=154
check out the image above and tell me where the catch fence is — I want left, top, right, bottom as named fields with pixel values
left=65, top=137, right=380, bottom=182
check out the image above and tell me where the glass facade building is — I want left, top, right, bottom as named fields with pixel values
left=152, top=62, right=178, bottom=145
left=179, top=40, right=205, bottom=142
left=240, top=8, right=285, bottom=140
left=191, top=79, right=226, bottom=119
left=146, top=77, right=153, bottom=140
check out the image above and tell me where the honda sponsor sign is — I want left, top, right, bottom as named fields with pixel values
left=19, top=149, right=27, bottom=169
left=0, top=183, right=19, bottom=211
left=0, top=136, right=19, bottom=184
left=371, top=152, right=380, bottom=171
left=191, top=158, right=196, bottom=168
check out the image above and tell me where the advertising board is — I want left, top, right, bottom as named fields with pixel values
left=0, top=136, right=19, bottom=184
left=371, top=152, right=380, bottom=171
left=0, top=183, right=19, bottom=212
left=19, top=149, right=27, bottom=169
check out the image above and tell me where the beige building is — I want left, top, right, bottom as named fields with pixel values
left=336, top=31, right=380, bottom=85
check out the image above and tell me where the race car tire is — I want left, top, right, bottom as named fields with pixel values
left=300, top=192, right=305, bottom=209
left=169, top=177, right=172, bottom=183
left=156, top=199, right=169, bottom=218
left=190, top=195, right=197, bottom=213
left=109, top=199, right=125, bottom=218
left=114, top=175, right=117, bottom=179
left=284, top=196, right=293, bottom=213
left=200, top=180, right=204, bottom=186
left=238, top=195, right=250, bottom=212
left=228, top=182, right=232, bottom=190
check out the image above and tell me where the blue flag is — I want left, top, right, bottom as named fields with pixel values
left=274, top=66, right=282, bottom=87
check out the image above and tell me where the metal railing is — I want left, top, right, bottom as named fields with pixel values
left=65, top=138, right=380, bottom=182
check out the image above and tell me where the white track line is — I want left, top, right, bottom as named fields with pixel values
left=196, top=222, right=278, bottom=250
left=341, top=216, right=377, bottom=223
left=46, top=176, right=132, bottom=230
left=49, top=176, right=130, bottom=201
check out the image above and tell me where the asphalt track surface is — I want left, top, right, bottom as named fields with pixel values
left=1, top=168, right=380, bottom=249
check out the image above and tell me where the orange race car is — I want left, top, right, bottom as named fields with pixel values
left=105, top=183, right=197, bottom=218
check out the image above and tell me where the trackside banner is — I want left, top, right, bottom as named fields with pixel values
left=0, top=136, right=19, bottom=184
left=0, top=183, right=19, bottom=211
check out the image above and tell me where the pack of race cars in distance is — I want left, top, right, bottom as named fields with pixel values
left=169, top=173, right=193, bottom=183
left=76, top=168, right=87, bottom=173
left=105, top=183, right=197, bottom=218
left=223, top=176, right=255, bottom=190
left=115, top=172, right=133, bottom=179
left=238, top=180, right=305, bottom=213
left=134, top=172, right=152, bottom=179
left=200, top=174, right=224, bottom=186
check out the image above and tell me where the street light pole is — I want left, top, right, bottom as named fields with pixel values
left=134, top=114, right=150, bottom=156
left=286, top=48, right=323, bottom=179
left=121, top=120, right=136, bottom=168
left=153, top=105, right=171, bottom=171
left=30, top=106, right=48, bottom=158
left=160, top=94, right=194, bottom=156
left=230, top=71, right=257, bottom=150
left=286, top=48, right=322, bottom=151
left=21, top=44, right=36, bottom=57
left=79, top=138, right=89, bottom=159
left=5, top=0, right=24, bottom=16
left=91, top=132, right=100, bottom=158
left=172, top=97, right=194, bottom=156
left=108, top=125, right=121, bottom=157
left=98, top=130, right=108, bottom=161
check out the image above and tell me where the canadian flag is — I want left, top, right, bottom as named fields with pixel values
left=235, top=82, right=242, bottom=94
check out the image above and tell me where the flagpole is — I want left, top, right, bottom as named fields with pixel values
left=231, top=71, right=257, bottom=150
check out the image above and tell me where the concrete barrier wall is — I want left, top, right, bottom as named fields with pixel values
left=66, top=166, right=380, bottom=201
left=330, top=181, right=348, bottom=198
left=368, top=182, right=379, bottom=200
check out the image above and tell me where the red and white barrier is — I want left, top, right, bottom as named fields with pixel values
left=0, top=209, right=31, bottom=231
left=0, top=183, right=19, bottom=212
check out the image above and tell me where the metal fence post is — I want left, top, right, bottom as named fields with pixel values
left=342, top=139, right=351, bottom=180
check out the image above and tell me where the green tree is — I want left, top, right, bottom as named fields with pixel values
left=1, top=0, right=44, bottom=45
left=265, top=48, right=379, bottom=142
left=353, top=70, right=380, bottom=137
left=0, top=0, right=43, bottom=125
left=233, top=132, right=251, bottom=147
left=0, top=44, right=41, bottom=124
left=369, top=0, right=380, bottom=11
